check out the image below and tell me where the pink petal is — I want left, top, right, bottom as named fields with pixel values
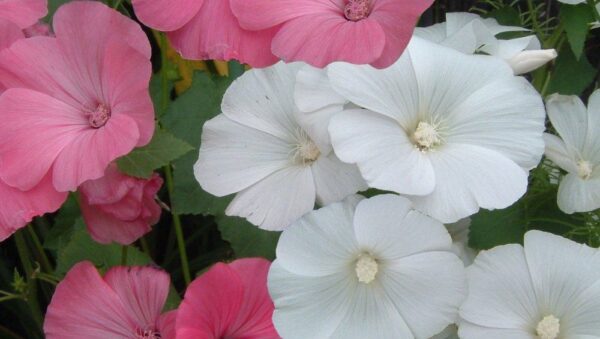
left=369, top=0, right=433, bottom=68
left=168, top=0, right=279, bottom=67
left=132, top=0, right=204, bottom=31
left=101, top=40, right=154, bottom=146
left=0, top=18, right=23, bottom=52
left=230, top=0, right=343, bottom=30
left=271, top=14, right=386, bottom=67
left=0, top=0, right=47, bottom=29
left=227, top=258, right=279, bottom=338
left=104, top=266, right=170, bottom=330
left=51, top=114, right=140, bottom=192
left=158, top=310, right=178, bottom=339
left=44, top=262, right=137, bottom=339
left=176, top=263, right=244, bottom=338
left=0, top=173, right=67, bottom=242
left=79, top=199, right=151, bottom=245
left=79, top=163, right=136, bottom=205
left=0, top=88, right=86, bottom=191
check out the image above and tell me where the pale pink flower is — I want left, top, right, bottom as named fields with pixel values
left=230, top=0, right=433, bottom=68
left=176, top=258, right=280, bottom=338
left=44, top=261, right=176, bottom=339
left=132, top=0, right=278, bottom=67
left=0, top=0, right=47, bottom=29
left=79, top=164, right=163, bottom=245
left=0, top=1, right=154, bottom=193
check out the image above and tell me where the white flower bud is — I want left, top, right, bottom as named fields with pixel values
left=507, top=49, right=557, bottom=75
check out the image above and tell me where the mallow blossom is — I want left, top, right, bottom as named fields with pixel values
left=544, top=90, right=600, bottom=214
left=230, top=0, right=433, bottom=68
left=414, top=12, right=557, bottom=75
left=268, top=195, right=466, bottom=339
left=79, top=164, right=163, bottom=245
left=0, top=1, right=154, bottom=193
left=44, top=261, right=176, bottom=339
left=459, top=231, right=600, bottom=338
left=132, top=0, right=278, bottom=67
left=176, top=258, right=279, bottom=338
left=325, top=37, right=546, bottom=223
left=194, top=62, right=366, bottom=230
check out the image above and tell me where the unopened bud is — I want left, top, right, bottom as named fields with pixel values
left=507, top=49, right=557, bottom=75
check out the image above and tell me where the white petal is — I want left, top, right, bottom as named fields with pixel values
left=557, top=174, right=600, bottom=214
left=414, top=23, right=447, bottom=44
left=585, top=89, right=600, bottom=162
left=543, top=133, right=577, bottom=173
left=459, top=244, right=539, bottom=329
left=327, top=51, right=419, bottom=129
left=442, top=22, right=480, bottom=54
left=226, top=166, right=315, bottom=230
left=507, top=49, right=557, bottom=75
left=482, top=36, right=535, bottom=59
left=294, top=104, right=342, bottom=155
left=194, top=114, right=292, bottom=196
left=524, top=231, right=600, bottom=319
left=294, top=64, right=346, bottom=113
left=275, top=198, right=359, bottom=277
left=562, top=278, right=600, bottom=337
left=445, top=76, right=545, bottom=169
left=445, top=13, right=480, bottom=36
left=382, top=252, right=467, bottom=338
left=546, top=93, right=588, bottom=154
left=458, top=321, right=535, bottom=339
left=353, top=194, right=453, bottom=260
left=221, top=62, right=302, bottom=141
left=328, top=109, right=435, bottom=195
left=409, top=144, right=528, bottom=223
left=268, top=261, right=353, bottom=339
left=311, top=153, right=367, bottom=206
left=329, top=283, right=413, bottom=339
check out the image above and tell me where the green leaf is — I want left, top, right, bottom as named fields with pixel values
left=546, top=44, right=596, bottom=96
left=560, top=4, right=594, bottom=60
left=150, top=75, right=174, bottom=119
left=117, top=128, right=194, bottom=179
left=44, top=194, right=80, bottom=251
left=217, top=216, right=280, bottom=260
left=161, top=72, right=234, bottom=215
left=469, top=202, right=527, bottom=250
left=55, top=219, right=152, bottom=276
left=487, top=6, right=522, bottom=27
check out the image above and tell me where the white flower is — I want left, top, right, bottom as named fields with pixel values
left=544, top=90, right=600, bottom=214
left=556, top=0, right=585, bottom=4
left=325, top=37, right=546, bottom=223
left=459, top=230, right=600, bottom=338
left=268, top=194, right=467, bottom=339
left=415, top=12, right=557, bottom=74
left=194, top=62, right=366, bottom=231
left=447, top=218, right=477, bottom=266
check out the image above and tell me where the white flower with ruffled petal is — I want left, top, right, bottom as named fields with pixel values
left=268, top=194, right=467, bottom=339
left=194, top=62, right=366, bottom=231
left=544, top=90, right=600, bottom=214
left=324, top=37, right=546, bottom=223
left=459, top=230, right=600, bottom=338
left=415, top=12, right=557, bottom=74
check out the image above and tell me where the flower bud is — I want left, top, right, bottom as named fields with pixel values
left=507, top=49, right=557, bottom=75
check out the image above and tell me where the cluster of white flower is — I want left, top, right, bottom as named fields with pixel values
left=194, top=12, right=600, bottom=339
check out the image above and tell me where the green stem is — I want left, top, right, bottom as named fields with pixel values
left=164, top=165, right=192, bottom=285
left=140, top=237, right=151, bottom=257
left=527, top=0, right=544, bottom=38
left=121, top=246, right=129, bottom=266
left=13, top=232, right=43, bottom=327
left=26, top=225, right=52, bottom=273
left=0, top=295, right=22, bottom=303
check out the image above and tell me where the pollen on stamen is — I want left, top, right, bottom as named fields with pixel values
left=88, top=103, right=111, bottom=128
left=355, top=253, right=378, bottom=284
left=536, top=315, right=560, bottom=339
left=577, top=160, right=593, bottom=180
left=292, top=129, right=321, bottom=166
left=135, top=327, right=162, bottom=339
left=412, top=121, right=442, bottom=152
left=344, top=0, right=371, bottom=21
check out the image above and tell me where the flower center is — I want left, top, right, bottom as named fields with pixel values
left=135, top=328, right=161, bottom=339
left=88, top=103, right=111, bottom=128
left=412, top=121, right=442, bottom=152
left=577, top=160, right=593, bottom=180
left=344, top=0, right=370, bottom=21
left=292, top=130, right=321, bottom=166
left=355, top=253, right=378, bottom=284
left=536, top=315, right=560, bottom=339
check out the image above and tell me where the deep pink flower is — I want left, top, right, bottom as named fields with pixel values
left=79, top=164, right=163, bottom=245
left=44, top=261, right=176, bottom=339
left=0, top=1, right=154, bottom=193
left=131, top=0, right=278, bottom=67
left=176, top=258, right=280, bottom=338
left=230, top=0, right=434, bottom=68
left=0, top=174, right=66, bottom=241
left=0, top=0, right=47, bottom=29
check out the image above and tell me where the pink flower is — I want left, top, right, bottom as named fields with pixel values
left=230, top=0, right=434, bottom=68
left=0, top=1, right=154, bottom=193
left=0, top=174, right=66, bottom=241
left=176, top=258, right=280, bottom=338
left=79, top=164, right=163, bottom=245
left=0, top=0, right=47, bottom=29
left=44, top=261, right=176, bottom=339
left=131, top=0, right=278, bottom=67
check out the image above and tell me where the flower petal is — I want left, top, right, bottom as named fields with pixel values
left=458, top=321, right=533, bottom=339
left=79, top=200, right=151, bottom=245
left=545, top=93, right=588, bottom=155
left=586, top=89, right=600, bottom=162
left=557, top=174, right=600, bottom=214
left=0, top=0, right=47, bottom=29
left=311, top=152, right=367, bottom=206
left=132, top=0, right=203, bottom=31
left=0, top=18, right=23, bottom=52
left=544, top=133, right=577, bottom=173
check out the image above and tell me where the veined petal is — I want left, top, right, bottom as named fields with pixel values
left=0, top=0, right=47, bottom=29
left=544, top=133, right=577, bottom=174
left=557, top=174, right=600, bottom=214
left=546, top=93, right=588, bottom=155
left=311, top=153, right=367, bottom=206
left=132, top=0, right=203, bottom=31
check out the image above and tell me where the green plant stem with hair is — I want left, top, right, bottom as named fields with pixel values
left=13, top=231, right=43, bottom=328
